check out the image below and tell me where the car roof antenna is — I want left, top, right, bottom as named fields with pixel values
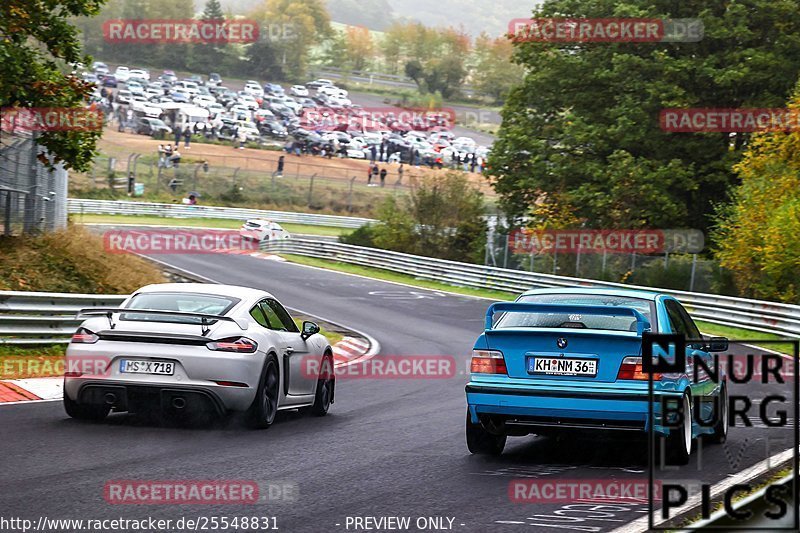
left=201, top=316, right=210, bottom=337
left=106, top=311, right=116, bottom=330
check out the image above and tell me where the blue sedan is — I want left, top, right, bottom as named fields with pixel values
left=465, top=288, right=729, bottom=463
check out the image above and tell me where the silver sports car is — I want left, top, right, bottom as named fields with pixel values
left=63, top=283, right=334, bottom=428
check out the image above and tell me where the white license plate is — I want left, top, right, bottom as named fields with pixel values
left=119, top=359, right=175, bottom=375
left=528, top=357, right=597, bottom=377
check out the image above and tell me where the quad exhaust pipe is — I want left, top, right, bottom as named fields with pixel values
left=104, top=393, right=117, bottom=405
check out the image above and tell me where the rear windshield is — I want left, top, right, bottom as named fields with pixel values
left=495, top=294, right=655, bottom=333
left=121, top=292, right=240, bottom=324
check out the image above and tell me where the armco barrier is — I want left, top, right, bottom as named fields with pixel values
left=2, top=240, right=799, bottom=344
left=67, top=199, right=376, bottom=229
left=261, top=239, right=800, bottom=337
left=0, top=292, right=127, bottom=344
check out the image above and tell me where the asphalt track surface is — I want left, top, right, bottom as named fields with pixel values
left=1, top=252, right=795, bottom=532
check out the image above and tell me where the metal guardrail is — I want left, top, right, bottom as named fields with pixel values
left=0, top=292, right=127, bottom=344
left=262, top=239, right=800, bottom=337
left=67, top=199, right=376, bottom=229
left=2, top=238, right=799, bottom=344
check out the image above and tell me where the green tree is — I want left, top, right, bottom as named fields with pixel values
left=248, top=0, right=332, bottom=80
left=471, top=33, right=525, bottom=103
left=713, top=84, right=800, bottom=303
left=367, top=172, right=487, bottom=263
left=1, top=0, right=107, bottom=171
left=489, top=0, right=800, bottom=233
left=203, top=0, right=225, bottom=19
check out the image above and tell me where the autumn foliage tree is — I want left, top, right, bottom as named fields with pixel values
left=1, top=0, right=106, bottom=170
left=713, top=86, right=800, bottom=303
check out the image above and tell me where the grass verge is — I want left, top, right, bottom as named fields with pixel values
left=73, top=214, right=353, bottom=237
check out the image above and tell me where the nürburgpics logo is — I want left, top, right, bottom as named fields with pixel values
left=103, top=19, right=259, bottom=44
left=508, top=18, right=703, bottom=43
left=644, top=334, right=799, bottom=530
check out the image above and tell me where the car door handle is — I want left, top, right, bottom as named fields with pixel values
left=285, top=347, right=294, bottom=355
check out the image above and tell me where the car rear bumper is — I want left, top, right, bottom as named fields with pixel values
left=66, top=378, right=256, bottom=413
left=466, top=382, right=682, bottom=434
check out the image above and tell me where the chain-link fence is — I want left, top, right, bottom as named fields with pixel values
left=485, top=230, right=734, bottom=295
left=0, top=131, right=68, bottom=236
left=73, top=151, right=417, bottom=215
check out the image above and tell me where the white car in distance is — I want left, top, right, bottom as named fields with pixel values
left=240, top=219, right=291, bottom=242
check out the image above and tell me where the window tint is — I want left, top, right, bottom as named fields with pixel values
left=503, top=294, right=655, bottom=332
left=266, top=299, right=299, bottom=332
left=665, top=300, right=688, bottom=335
left=249, top=305, right=269, bottom=328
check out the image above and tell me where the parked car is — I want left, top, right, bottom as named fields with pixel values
left=134, top=117, right=172, bottom=138
left=114, top=66, right=130, bottom=82
left=128, top=69, right=151, bottom=83
left=465, top=288, right=729, bottom=464
left=102, top=75, right=118, bottom=88
left=92, top=62, right=109, bottom=76
left=306, top=79, right=334, bottom=89
left=160, top=70, right=178, bottom=83
left=64, top=283, right=334, bottom=427
left=290, top=85, right=309, bottom=97
left=208, top=73, right=222, bottom=86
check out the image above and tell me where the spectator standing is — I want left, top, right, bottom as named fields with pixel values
left=183, top=127, right=192, bottom=149
left=169, top=147, right=181, bottom=168
left=277, top=155, right=285, bottom=177
left=397, top=163, right=404, bottom=184
left=470, top=154, right=477, bottom=173
left=379, top=141, right=386, bottom=162
left=237, top=128, right=247, bottom=149
left=379, top=168, right=387, bottom=187
left=370, top=144, right=377, bottom=164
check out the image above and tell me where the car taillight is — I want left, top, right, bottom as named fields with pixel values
left=617, top=356, right=662, bottom=381
left=71, top=328, right=99, bottom=344
left=206, top=337, right=257, bottom=353
left=470, top=349, right=507, bottom=374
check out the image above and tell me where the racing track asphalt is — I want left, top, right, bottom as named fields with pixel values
left=0, top=252, right=795, bottom=532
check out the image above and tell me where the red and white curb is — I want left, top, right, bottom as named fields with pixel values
left=0, top=335, right=375, bottom=405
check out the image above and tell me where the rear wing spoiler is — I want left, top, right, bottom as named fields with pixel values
left=485, top=302, right=651, bottom=335
left=78, top=308, right=247, bottom=335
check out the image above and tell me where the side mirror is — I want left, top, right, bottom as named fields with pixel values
left=301, top=321, right=320, bottom=340
left=707, top=337, right=729, bottom=352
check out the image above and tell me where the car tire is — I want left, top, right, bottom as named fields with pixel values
left=665, top=394, right=693, bottom=465
left=309, top=353, right=334, bottom=417
left=246, top=356, right=280, bottom=429
left=466, top=410, right=506, bottom=456
left=63, top=392, right=110, bottom=421
left=706, top=384, right=728, bottom=444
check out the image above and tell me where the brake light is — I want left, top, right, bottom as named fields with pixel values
left=470, top=349, right=507, bottom=374
left=71, top=328, right=99, bottom=344
left=617, top=356, right=662, bottom=381
left=206, top=337, right=257, bottom=353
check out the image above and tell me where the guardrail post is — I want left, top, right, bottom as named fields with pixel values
left=575, top=245, right=582, bottom=276
left=307, top=173, right=316, bottom=207
left=503, top=234, right=509, bottom=269
left=348, top=176, right=356, bottom=212
left=690, top=254, right=698, bottom=292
